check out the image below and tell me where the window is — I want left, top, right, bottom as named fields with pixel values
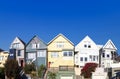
left=80, top=57, right=83, bottom=61
left=37, top=51, right=46, bottom=57
left=18, top=50, right=21, bottom=56
left=63, top=52, right=67, bottom=56
left=51, top=52, right=59, bottom=58
left=0, top=56, right=3, bottom=61
left=93, top=56, right=95, bottom=61
left=107, top=54, right=110, bottom=58
left=63, top=51, right=73, bottom=57
left=68, top=51, right=72, bottom=56
left=36, top=44, right=40, bottom=48
left=12, top=43, right=20, bottom=48
left=56, top=42, right=64, bottom=48
left=97, top=56, right=98, bottom=61
left=84, top=44, right=87, bottom=48
left=28, top=53, right=36, bottom=59
left=10, top=54, right=14, bottom=56
left=84, top=44, right=91, bottom=48
left=32, top=44, right=36, bottom=49
left=88, top=45, right=91, bottom=48
left=102, top=53, right=105, bottom=58
left=89, top=55, right=92, bottom=61
left=85, top=57, right=87, bottom=61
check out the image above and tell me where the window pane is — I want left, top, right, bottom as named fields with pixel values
left=18, top=50, right=21, bottom=56
left=32, top=44, right=36, bottom=49
left=89, top=55, right=92, bottom=61
left=88, top=45, right=91, bottom=48
left=69, top=52, right=72, bottom=56
left=102, top=53, right=105, bottom=58
left=84, top=44, right=87, bottom=48
left=107, top=54, right=109, bottom=58
left=37, top=51, right=46, bottom=57
left=51, top=52, right=59, bottom=58
left=63, top=52, right=67, bottom=56
left=80, top=57, right=83, bottom=61
left=28, top=53, right=36, bottom=59
left=93, top=56, right=95, bottom=61
left=85, top=57, right=87, bottom=61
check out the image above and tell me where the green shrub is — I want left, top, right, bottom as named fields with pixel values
left=38, top=64, right=46, bottom=78
left=47, top=71, right=56, bottom=79
left=24, top=63, right=36, bottom=74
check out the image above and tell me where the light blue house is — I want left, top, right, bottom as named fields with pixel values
left=26, top=35, right=47, bottom=67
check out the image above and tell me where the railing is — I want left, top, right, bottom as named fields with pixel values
left=48, top=66, right=74, bottom=72
left=48, top=67, right=59, bottom=72
left=59, top=66, right=74, bottom=71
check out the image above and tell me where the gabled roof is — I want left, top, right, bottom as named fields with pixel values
left=26, top=35, right=47, bottom=46
left=103, top=39, right=117, bottom=50
left=17, top=37, right=26, bottom=45
left=76, top=35, right=97, bottom=47
left=48, top=33, right=74, bottom=45
left=12, top=37, right=26, bottom=45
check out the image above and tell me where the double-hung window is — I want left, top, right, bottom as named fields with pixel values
left=18, top=50, right=21, bottom=56
left=63, top=51, right=73, bottom=57
left=51, top=52, right=59, bottom=58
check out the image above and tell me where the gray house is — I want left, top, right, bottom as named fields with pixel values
left=26, top=35, right=47, bottom=67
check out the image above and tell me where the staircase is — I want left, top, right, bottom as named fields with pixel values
left=92, top=67, right=108, bottom=79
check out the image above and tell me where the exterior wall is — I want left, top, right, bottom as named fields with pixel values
left=26, top=36, right=47, bottom=67
left=48, top=35, right=74, bottom=68
left=48, top=36, right=74, bottom=51
left=101, top=40, right=117, bottom=68
left=0, top=51, right=9, bottom=67
left=75, top=36, right=99, bottom=67
left=9, top=37, right=25, bottom=67
left=112, top=67, right=120, bottom=77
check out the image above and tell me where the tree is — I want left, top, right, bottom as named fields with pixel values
left=38, top=64, right=46, bottom=78
left=4, top=59, right=19, bottom=79
left=48, top=71, right=56, bottom=79
left=81, top=63, right=98, bottom=78
left=0, top=68, right=5, bottom=79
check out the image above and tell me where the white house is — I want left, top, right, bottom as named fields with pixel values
left=9, top=37, right=25, bottom=67
left=75, top=36, right=99, bottom=68
left=100, top=39, right=117, bottom=68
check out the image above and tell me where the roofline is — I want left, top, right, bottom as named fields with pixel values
left=26, top=35, right=47, bottom=47
left=48, top=33, right=74, bottom=46
left=103, top=39, right=117, bottom=50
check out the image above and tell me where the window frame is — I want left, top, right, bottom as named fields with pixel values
left=63, top=51, right=73, bottom=57
left=51, top=52, right=59, bottom=58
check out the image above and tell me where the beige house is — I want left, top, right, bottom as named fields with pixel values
left=0, top=51, right=9, bottom=67
left=47, top=33, right=75, bottom=79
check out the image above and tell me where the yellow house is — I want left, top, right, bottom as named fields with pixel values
left=0, top=51, right=9, bottom=68
left=48, top=33, right=74, bottom=68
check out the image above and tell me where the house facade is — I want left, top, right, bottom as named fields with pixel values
left=100, top=39, right=117, bottom=68
left=47, top=34, right=75, bottom=79
left=75, top=36, right=99, bottom=68
left=0, top=51, right=9, bottom=67
left=9, top=37, right=25, bottom=67
left=26, top=35, right=47, bottom=67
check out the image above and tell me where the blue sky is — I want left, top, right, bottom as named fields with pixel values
left=0, top=0, right=120, bottom=53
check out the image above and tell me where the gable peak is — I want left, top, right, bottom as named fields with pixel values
left=48, top=33, right=74, bottom=45
left=103, top=39, right=117, bottom=50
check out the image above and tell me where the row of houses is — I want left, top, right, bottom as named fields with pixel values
left=7, top=33, right=119, bottom=79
